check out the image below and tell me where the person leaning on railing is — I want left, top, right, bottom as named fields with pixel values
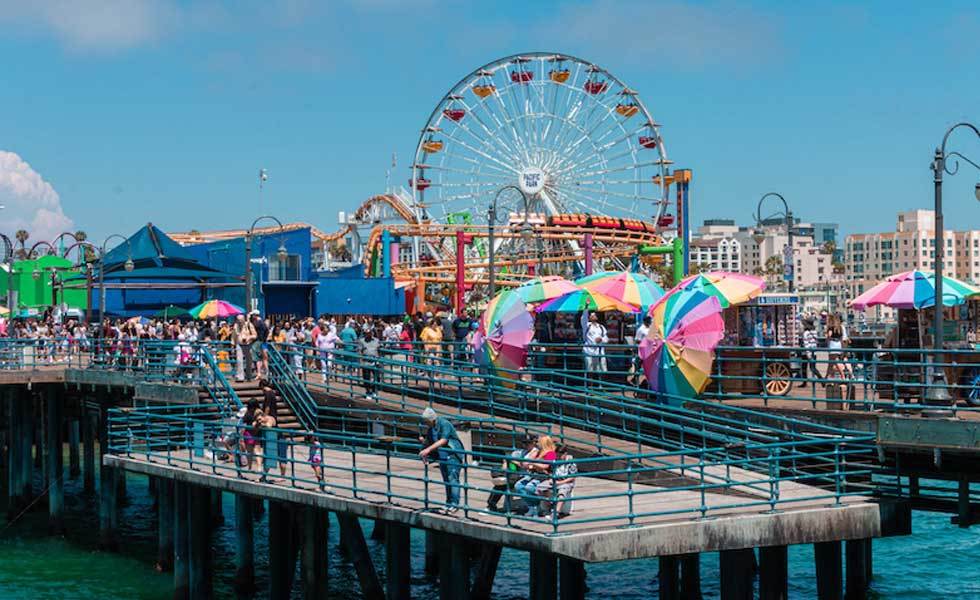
left=418, top=407, right=465, bottom=515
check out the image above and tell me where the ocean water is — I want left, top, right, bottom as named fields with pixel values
left=0, top=473, right=978, bottom=599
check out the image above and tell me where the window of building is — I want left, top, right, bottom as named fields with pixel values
left=269, top=254, right=302, bottom=282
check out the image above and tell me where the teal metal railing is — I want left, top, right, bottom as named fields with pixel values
left=106, top=402, right=872, bottom=534
left=265, top=343, right=319, bottom=431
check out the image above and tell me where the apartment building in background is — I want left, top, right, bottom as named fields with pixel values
left=845, top=209, right=980, bottom=308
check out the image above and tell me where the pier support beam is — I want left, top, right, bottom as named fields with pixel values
left=559, top=557, right=586, bottom=600
left=188, top=485, right=213, bottom=599
left=82, top=406, right=96, bottom=493
left=424, top=530, right=439, bottom=576
left=156, top=479, right=174, bottom=572
left=845, top=539, right=869, bottom=600
left=529, top=551, right=557, bottom=600
left=45, top=387, right=64, bottom=534
left=659, top=555, right=680, bottom=600
left=234, top=494, right=255, bottom=596
left=371, top=518, right=387, bottom=542
left=174, top=482, right=190, bottom=600
left=6, top=391, right=26, bottom=518
left=759, top=545, right=788, bottom=600
left=98, top=408, right=119, bottom=551
left=439, top=533, right=470, bottom=600
left=385, top=521, right=410, bottom=600
left=814, top=541, right=842, bottom=600
left=472, top=544, right=502, bottom=600
left=21, top=391, right=35, bottom=504
left=210, top=489, right=224, bottom=527
left=301, top=507, right=330, bottom=600
left=719, top=548, right=755, bottom=600
left=269, top=501, right=299, bottom=599
left=68, top=414, right=80, bottom=478
left=337, top=514, right=384, bottom=600
left=679, top=554, right=701, bottom=600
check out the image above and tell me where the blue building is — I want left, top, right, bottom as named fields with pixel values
left=183, top=228, right=318, bottom=320
left=316, top=265, right=406, bottom=316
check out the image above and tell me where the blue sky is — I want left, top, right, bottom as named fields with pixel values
left=1, top=0, right=979, bottom=246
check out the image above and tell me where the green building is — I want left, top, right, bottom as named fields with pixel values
left=0, top=255, right=88, bottom=314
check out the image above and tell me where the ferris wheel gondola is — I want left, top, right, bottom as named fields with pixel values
left=410, top=52, right=672, bottom=232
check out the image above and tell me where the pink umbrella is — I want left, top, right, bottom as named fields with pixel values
left=471, top=290, right=534, bottom=379
left=850, top=270, right=980, bottom=310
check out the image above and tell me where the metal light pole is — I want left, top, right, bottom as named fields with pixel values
left=0, top=233, right=13, bottom=313
left=244, top=216, right=289, bottom=314
left=755, top=192, right=794, bottom=293
left=488, top=185, right=529, bottom=299
left=99, top=235, right=134, bottom=321
left=61, top=241, right=98, bottom=323
left=930, top=122, right=980, bottom=352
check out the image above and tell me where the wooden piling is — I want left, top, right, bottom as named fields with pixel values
left=68, top=415, right=80, bottom=478
left=82, top=406, right=96, bottom=493
left=156, top=479, right=174, bottom=572
left=233, top=494, right=256, bottom=596
left=719, top=548, right=755, bottom=600
left=759, top=545, right=788, bottom=600
left=174, top=482, right=190, bottom=600
left=845, top=539, right=869, bottom=600
left=529, top=551, right=558, bottom=600
left=439, top=532, right=471, bottom=600
left=385, top=521, right=411, bottom=600
left=559, top=557, right=586, bottom=600
left=301, top=507, right=330, bottom=600
left=658, top=555, right=680, bottom=600
left=45, top=386, right=64, bottom=534
left=472, top=544, right=502, bottom=600
left=188, top=485, right=213, bottom=599
left=269, top=501, right=298, bottom=599
left=814, top=541, right=843, bottom=600
left=679, top=554, right=701, bottom=600
left=337, top=513, right=384, bottom=599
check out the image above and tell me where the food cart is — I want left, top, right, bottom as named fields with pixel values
left=716, top=293, right=800, bottom=396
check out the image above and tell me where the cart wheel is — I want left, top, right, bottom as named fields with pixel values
left=764, top=362, right=792, bottom=396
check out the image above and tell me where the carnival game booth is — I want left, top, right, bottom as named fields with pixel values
left=717, top=293, right=800, bottom=397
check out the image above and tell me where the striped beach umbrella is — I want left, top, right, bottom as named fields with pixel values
left=576, top=271, right=665, bottom=311
left=675, top=271, right=766, bottom=308
left=513, top=276, right=581, bottom=304
left=850, top=270, right=980, bottom=310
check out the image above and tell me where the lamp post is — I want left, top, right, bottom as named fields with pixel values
left=487, top=185, right=530, bottom=299
left=0, top=233, right=13, bottom=313
left=755, top=192, right=795, bottom=293
left=99, top=235, right=134, bottom=322
left=930, top=123, right=980, bottom=352
left=244, top=216, right=288, bottom=314
left=925, top=123, right=980, bottom=411
left=62, top=241, right=98, bottom=323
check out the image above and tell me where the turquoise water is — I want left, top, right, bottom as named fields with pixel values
left=1, top=473, right=979, bottom=599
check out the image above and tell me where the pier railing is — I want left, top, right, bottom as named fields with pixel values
left=106, top=402, right=873, bottom=534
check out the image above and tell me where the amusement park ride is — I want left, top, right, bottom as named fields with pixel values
left=175, top=53, right=693, bottom=312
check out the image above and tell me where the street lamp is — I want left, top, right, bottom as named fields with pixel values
left=99, top=234, right=134, bottom=322
left=244, top=215, right=287, bottom=313
left=0, top=233, right=13, bottom=313
left=755, top=192, right=795, bottom=292
left=930, top=123, right=980, bottom=352
left=62, top=241, right=98, bottom=323
left=487, top=185, right=530, bottom=299
left=925, top=123, right=980, bottom=411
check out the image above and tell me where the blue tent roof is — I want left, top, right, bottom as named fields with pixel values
left=93, top=223, right=237, bottom=281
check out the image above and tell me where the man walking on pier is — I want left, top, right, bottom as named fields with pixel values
left=419, top=407, right=465, bottom=514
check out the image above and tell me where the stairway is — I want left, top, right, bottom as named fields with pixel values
left=197, top=381, right=303, bottom=431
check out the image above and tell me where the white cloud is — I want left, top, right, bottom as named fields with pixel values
left=0, top=151, right=74, bottom=247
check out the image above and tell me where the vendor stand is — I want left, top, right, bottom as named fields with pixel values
left=717, top=293, right=800, bottom=396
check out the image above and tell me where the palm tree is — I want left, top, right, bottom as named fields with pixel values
left=764, top=255, right=783, bottom=288
left=74, top=230, right=87, bottom=242
left=14, top=230, right=28, bottom=259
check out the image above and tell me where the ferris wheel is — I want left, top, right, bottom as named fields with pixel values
left=410, top=52, right=672, bottom=228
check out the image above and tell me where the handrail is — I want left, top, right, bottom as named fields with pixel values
left=199, top=346, right=243, bottom=417
left=265, top=343, right=319, bottom=432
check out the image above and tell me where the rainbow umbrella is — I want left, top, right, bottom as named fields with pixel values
left=535, top=288, right=638, bottom=313
left=513, top=276, right=581, bottom=304
left=189, top=299, right=245, bottom=319
left=471, top=290, right=534, bottom=379
left=576, top=271, right=665, bottom=311
left=639, top=289, right=724, bottom=397
left=675, top=271, right=766, bottom=308
left=850, top=270, right=980, bottom=310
